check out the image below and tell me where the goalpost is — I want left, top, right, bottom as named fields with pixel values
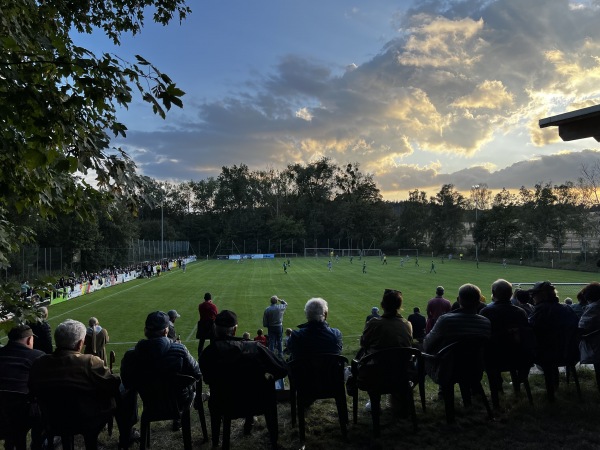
left=398, top=248, right=419, bottom=259
left=304, top=248, right=334, bottom=257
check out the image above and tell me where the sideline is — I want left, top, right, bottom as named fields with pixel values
left=49, top=275, right=168, bottom=320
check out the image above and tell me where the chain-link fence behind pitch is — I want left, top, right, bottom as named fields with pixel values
left=512, top=282, right=588, bottom=301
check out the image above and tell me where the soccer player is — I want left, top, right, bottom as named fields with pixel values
left=327, top=260, right=333, bottom=272
left=362, top=261, right=367, bottom=274
left=283, top=262, right=288, bottom=274
left=430, top=261, right=436, bottom=273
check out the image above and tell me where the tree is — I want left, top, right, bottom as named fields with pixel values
left=1, top=0, right=190, bottom=323
left=429, top=184, right=466, bottom=253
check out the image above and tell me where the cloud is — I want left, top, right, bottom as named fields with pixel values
left=375, top=149, right=600, bottom=200
left=450, top=80, right=513, bottom=109
left=116, top=0, right=600, bottom=200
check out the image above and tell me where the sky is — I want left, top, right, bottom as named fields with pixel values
left=77, top=0, right=600, bottom=201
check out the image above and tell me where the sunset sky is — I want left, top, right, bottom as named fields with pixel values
left=78, top=0, right=600, bottom=200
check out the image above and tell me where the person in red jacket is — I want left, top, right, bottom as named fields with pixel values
left=197, top=292, right=218, bottom=357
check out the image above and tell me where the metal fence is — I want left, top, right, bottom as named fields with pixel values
left=5, top=241, right=192, bottom=282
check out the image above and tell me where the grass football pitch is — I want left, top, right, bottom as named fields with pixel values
left=26, top=256, right=596, bottom=363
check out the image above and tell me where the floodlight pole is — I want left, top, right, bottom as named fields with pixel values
left=472, top=185, right=479, bottom=263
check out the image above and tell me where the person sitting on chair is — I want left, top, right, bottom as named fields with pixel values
left=200, top=310, right=287, bottom=448
left=480, top=279, right=531, bottom=402
left=424, top=284, right=491, bottom=354
left=528, top=281, right=579, bottom=390
left=578, top=282, right=600, bottom=365
left=28, top=319, right=121, bottom=449
left=121, top=311, right=201, bottom=433
left=360, top=289, right=413, bottom=355
left=287, top=298, right=343, bottom=359
left=0, top=325, right=45, bottom=450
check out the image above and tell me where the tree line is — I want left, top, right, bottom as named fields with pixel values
left=11, top=158, right=598, bottom=274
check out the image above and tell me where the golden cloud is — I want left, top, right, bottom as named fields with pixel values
left=398, top=16, right=486, bottom=68
left=450, top=80, right=514, bottom=109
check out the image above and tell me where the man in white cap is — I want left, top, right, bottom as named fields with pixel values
left=262, top=295, right=287, bottom=356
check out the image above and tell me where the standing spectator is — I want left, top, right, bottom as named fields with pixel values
left=167, top=310, right=181, bottom=342
left=29, top=306, right=53, bottom=354
left=407, top=307, right=426, bottom=343
left=287, top=298, right=343, bottom=359
left=84, top=317, right=110, bottom=365
left=262, top=295, right=288, bottom=356
left=425, top=286, right=451, bottom=334
left=283, top=328, right=293, bottom=356
left=197, top=292, right=218, bottom=357
left=366, top=306, right=380, bottom=323
left=20, top=280, right=30, bottom=298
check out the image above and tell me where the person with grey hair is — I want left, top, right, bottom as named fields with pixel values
left=263, top=295, right=288, bottom=356
left=28, top=319, right=121, bottom=448
left=83, top=316, right=109, bottom=365
left=29, top=306, right=53, bottom=354
left=423, top=284, right=491, bottom=354
left=287, top=298, right=343, bottom=360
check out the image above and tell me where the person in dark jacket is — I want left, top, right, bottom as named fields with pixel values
left=480, top=279, right=532, bottom=400
left=424, top=284, right=491, bottom=354
left=28, top=306, right=53, bottom=354
left=287, top=298, right=343, bottom=359
left=0, top=325, right=45, bottom=450
left=200, top=310, right=287, bottom=448
left=121, top=311, right=200, bottom=434
left=407, top=307, right=427, bottom=343
left=528, top=281, right=579, bottom=390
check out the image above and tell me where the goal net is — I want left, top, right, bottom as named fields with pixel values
left=361, top=249, right=383, bottom=258
left=340, top=249, right=362, bottom=257
left=398, top=248, right=419, bottom=259
left=304, top=248, right=334, bottom=257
